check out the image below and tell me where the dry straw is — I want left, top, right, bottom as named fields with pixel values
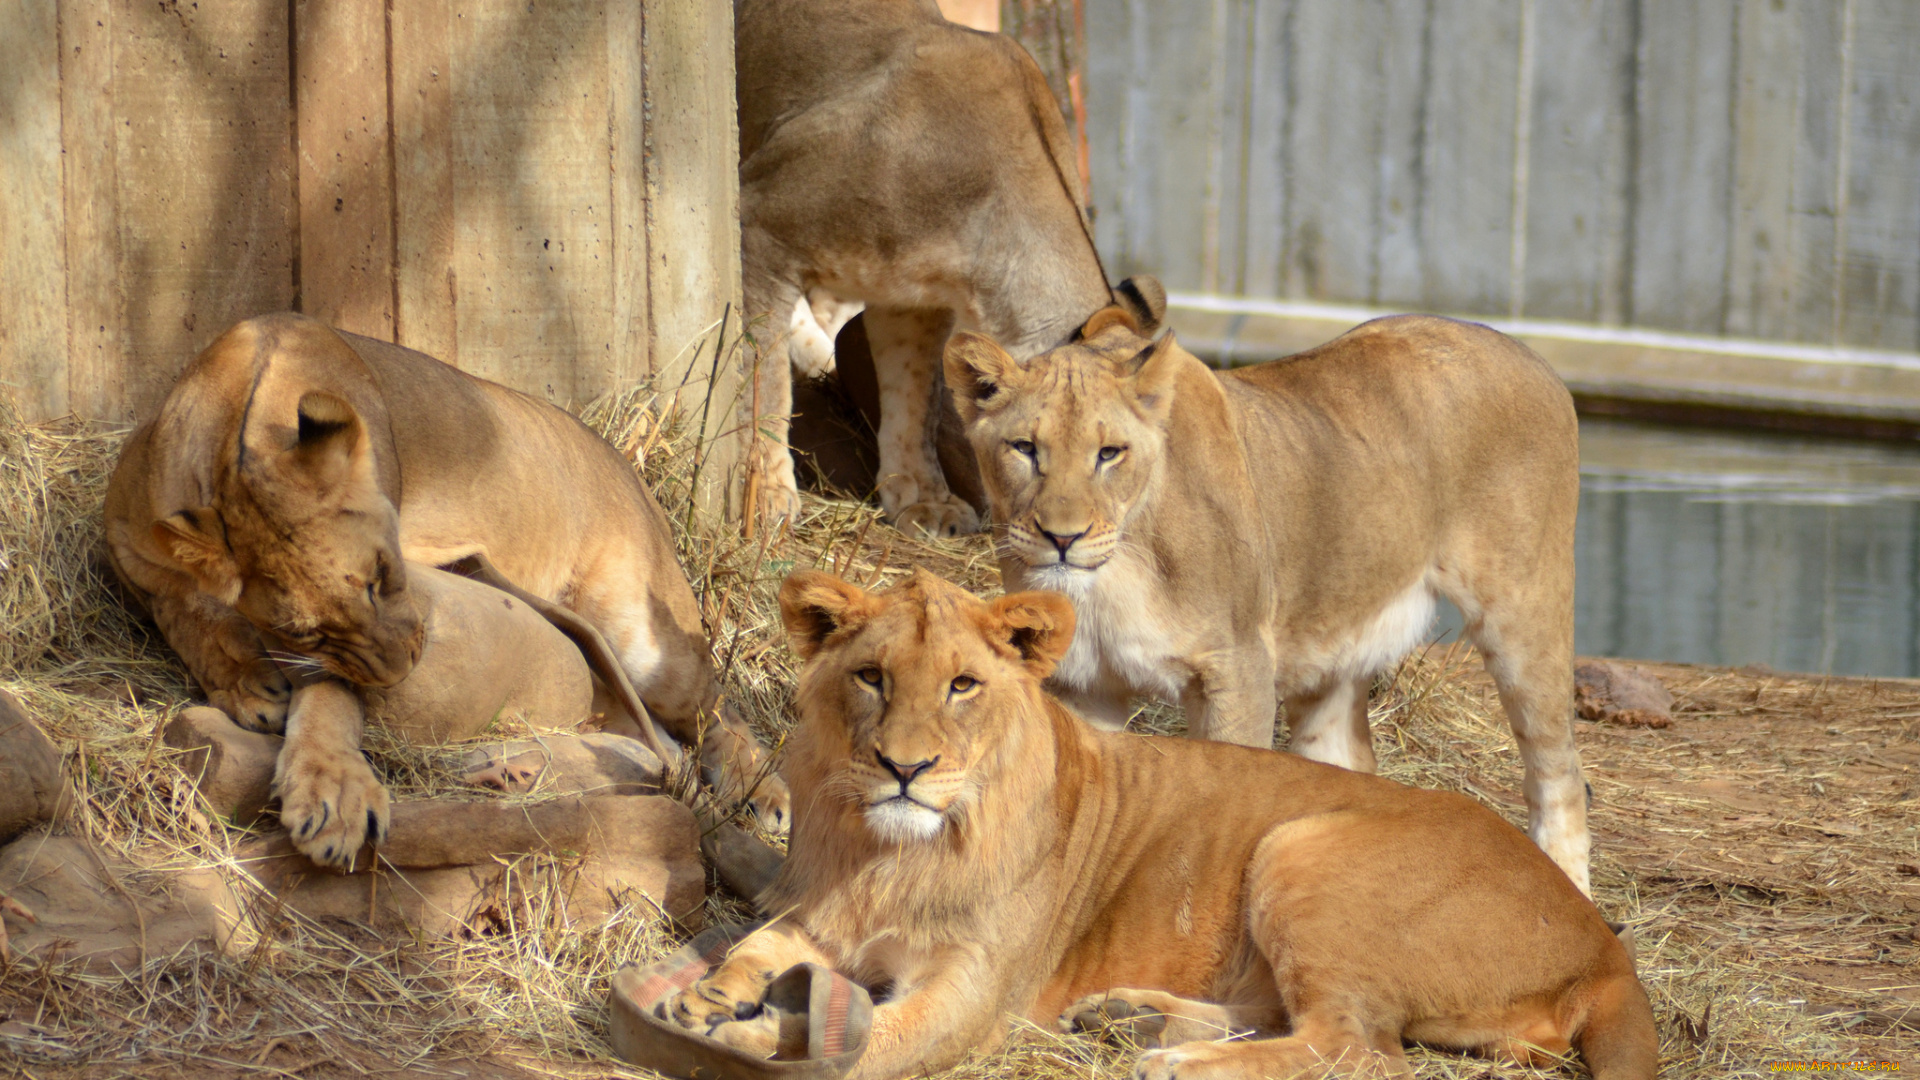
left=1, top=371, right=1913, bottom=1077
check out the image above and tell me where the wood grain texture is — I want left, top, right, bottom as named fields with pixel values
left=1838, top=0, right=1920, bottom=350
left=1522, top=0, right=1634, bottom=324
left=391, top=0, right=458, bottom=366
left=1417, top=0, right=1523, bottom=315
left=294, top=0, right=394, bottom=339
left=448, top=0, right=613, bottom=405
left=0, top=0, right=69, bottom=420
left=1725, top=0, right=1840, bottom=343
left=1629, top=0, right=1735, bottom=334
left=58, top=0, right=124, bottom=421
left=607, top=0, right=647, bottom=393
left=112, top=0, right=297, bottom=422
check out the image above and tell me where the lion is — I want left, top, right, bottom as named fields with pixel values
left=104, top=314, right=788, bottom=866
left=941, top=283, right=1593, bottom=895
left=662, top=569, right=1656, bottom=1080
left=734, top=0, right=1113, bottom=536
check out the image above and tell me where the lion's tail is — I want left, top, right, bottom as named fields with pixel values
left=1574, top=974, right=1659, bottom=1080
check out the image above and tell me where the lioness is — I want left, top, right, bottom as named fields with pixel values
left=664, top=570, right=1655, bottom=1080
left=105, top=314, right=788, bottom=865
left=943, top=286, right=1592, bottom=893
left=735, top=0, right=1111, bottom=535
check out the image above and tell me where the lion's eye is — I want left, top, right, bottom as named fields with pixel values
left=856, top=666, right=884, bottom=688
left=1098, top=445, right=1124, bottom=463
left=1010, top=439, right=1036, bottom=458
left=949, top=675, right=977, bottom=694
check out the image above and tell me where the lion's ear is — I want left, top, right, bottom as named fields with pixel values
left=779, top=570, right=876, bottom=659
left=943, top=332, right=1022, bottom=423
left=989, top=591, right=1076, bottom=678
left=1112, top=276, right=1166, bottom=334
left=152, top=510, right=241, bottom=605
left=286, top=390, right=372, bottom=494
left=1073, top=305, right=1139, bottom=341
left=1123, top=332, right=1181, bottom=423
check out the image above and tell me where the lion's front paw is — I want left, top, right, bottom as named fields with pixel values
left=1061, top=992, right=1171, bottom=1047
left=707, top=1013, right=783, bottom=1058
left=889, top=496, right=980, bottom=538
left=746, top=443, right=802, bottom=532
left=210, top=661, right=293, bottom=734
left=664, top=965, right=772, bottom=1033
left=1133, top=1047, right=1195, bottom=1080
left=273, top=742, right=390, bottom=869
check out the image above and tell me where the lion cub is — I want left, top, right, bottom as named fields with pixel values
left=665, top=570, right=1655, bottom=1080
left=943, top=282, right=1592, bottom=894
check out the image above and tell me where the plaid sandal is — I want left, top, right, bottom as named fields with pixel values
left=609, top=922, right=873, bottom=1080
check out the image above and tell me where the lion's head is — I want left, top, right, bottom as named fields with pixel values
left=151, top=321, right=424, bottom=688
left=943, top=277, right=1175, bottom=585
left=775, top=568, right=1075, bottom=847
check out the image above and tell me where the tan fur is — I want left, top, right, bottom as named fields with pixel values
left=665, top=570, right=1656, bottom=1080
left=734, top=0, right=1112, bottom=536
left=104, top=314, right=788, bottom=868
left=944, top=286, right=1592, bottom=893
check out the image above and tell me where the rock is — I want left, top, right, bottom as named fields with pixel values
left=0, top=834, right=240, bottom=970
left=1574, top=660, right=1674, bottom=729
left=458, top=732, right=665, bottom=796
left=165, top=705, right=282, bottom=823
left=0, top=690, right=69, bottom=845
left=237, top=794, right=704, bottom=935
left=364, top=564, right=594, bottom=743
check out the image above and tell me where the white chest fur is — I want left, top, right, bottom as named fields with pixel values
left=1020, top=551, right=1189, bottom=706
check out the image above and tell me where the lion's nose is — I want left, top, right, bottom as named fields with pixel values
left=1037, top=528, right=1084, bottom=558
left=875, top=750, right=938, bottom=788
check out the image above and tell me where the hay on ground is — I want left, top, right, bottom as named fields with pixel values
left=0, top=385, right=1913, bottom=1078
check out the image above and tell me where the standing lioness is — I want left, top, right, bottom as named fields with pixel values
left=944, top=284, right=1591, bottom=892
left=665, top=570, right=1654, bottom=1080
left=105, top=314, right=787, bottom=864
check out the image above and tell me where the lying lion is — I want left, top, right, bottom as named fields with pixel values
left=105, top=314, right=788, bottom=865
left=944, top=284, right=1592, bottom=894
left=664, top=568, right=1655, bottom=1080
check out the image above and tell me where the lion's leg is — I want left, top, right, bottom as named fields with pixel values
left=1060, top=989, right=1268, bottom=1048
left=1469, top=603, right=1588, bottom=895
left=742, top=263, right=804, bottom=533
left=863, top=305, right=980, bottom=537
left=272, top=680, right=391, bottom=869
left=1280, top=674, right=1375, bottom=772
left=1132, top=1022, right=1409, bottom=1080
left=146, top=588, right=293, bottom=733
left=1181, top=652, right=1279, bottom=749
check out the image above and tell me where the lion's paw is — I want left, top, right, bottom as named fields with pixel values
left=746, top=443, right=802, bottom=532
left=1061, top=992, right=1171, bottom=1046
left=1133, top=1047, right=1195, bottom=1080
left=210, top=662, right=293, bottom=734
left=706, top=1013, right=783, bottom=1058
left=273, top=742, right=390, bottom=870
left=664, top=964, right=772, bottom=1034
left=889, top=496, right=980, bottom=539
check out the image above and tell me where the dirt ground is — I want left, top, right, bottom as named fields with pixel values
left=3, top=402, right=1915, bottom=1079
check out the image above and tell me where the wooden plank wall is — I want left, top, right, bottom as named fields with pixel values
left=1086, top=0, right=1920, bottom=352
left=0, top=0, right=740, bottom=426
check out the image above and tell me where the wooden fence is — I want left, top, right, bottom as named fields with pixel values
left=0, top=0, right=740, bottom=429
left=1085, top=0, right=1920, bottom=353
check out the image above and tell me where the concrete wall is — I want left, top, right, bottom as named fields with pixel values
left=0, top=0, right=741, bottom=438
left=1086, top=0, right=1920, bottom=352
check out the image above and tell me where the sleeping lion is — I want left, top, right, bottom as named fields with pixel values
left=104, top=314, right=788, bottom=865
left=664, top=568, right=1655, bottom=1080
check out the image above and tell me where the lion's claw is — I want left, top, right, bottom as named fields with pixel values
left=273, top=744, right=390, bottom=870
